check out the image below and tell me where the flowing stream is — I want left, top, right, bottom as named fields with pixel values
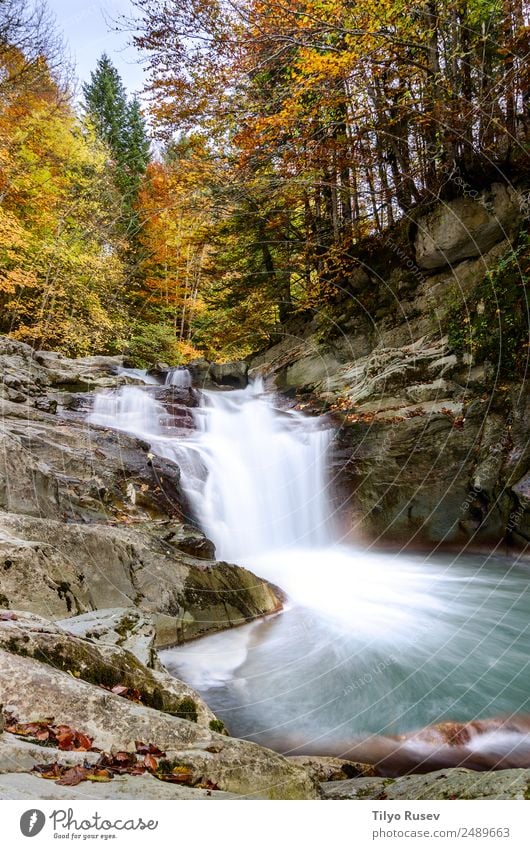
left=90, top=378, right=530, bottom=752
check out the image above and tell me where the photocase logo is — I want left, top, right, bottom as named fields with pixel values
left=20, top=810, right=46, bottom=838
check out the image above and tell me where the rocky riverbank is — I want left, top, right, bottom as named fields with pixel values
left=0, top=339, right=281, bottom=640
left=249, top=185, right=530, bottom=552
left=0, top=316, right=529, bottom=800
left=0, top=343, right=313, bottom=797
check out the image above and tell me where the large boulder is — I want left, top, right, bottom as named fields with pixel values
left=209, top=361, right=248, bottom=389
left=0, top=411, right=185, bottom=523
left=415, top=183, right=521, bottom=270
left=0, top=514, right=282, bottom=641
left=0, top=650, right=318, bottom=798
left=0, top=610, right=217, bottom=727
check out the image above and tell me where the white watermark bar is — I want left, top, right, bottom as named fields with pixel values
left=1, top=800, right=528, bottom=848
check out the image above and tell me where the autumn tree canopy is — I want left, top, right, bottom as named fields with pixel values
left=0, top=0, right=528, bottom=363
left=128, top=0, right=530, bottom=342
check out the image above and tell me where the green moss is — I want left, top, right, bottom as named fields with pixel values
left=1, top=632, right=201, bottom=722
left=353, top=785, right=388, bottom=799
left=446, top=232, right=530, bottom=379
left=114, top=615, right=138, bottom=639
left=209, top=719, right=226, bottom=734
left=0, top=594, right=9, bottom=608
left=170, top=696, right=198, bottom=723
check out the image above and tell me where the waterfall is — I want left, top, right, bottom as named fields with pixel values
left=165, top=367, right=192, bottom=388
left=180, top=380, right=334, bottom=560
left=116, top=367, right=159, bottom=385
left=89, top=376, right=335, bottom=561
left=89, top=373, right=530, bottom=749
left=90, top=386, right=167, bottom=434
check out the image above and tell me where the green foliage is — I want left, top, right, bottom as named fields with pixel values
left=82, top=54, right=129, bottom=165
left=83, top=55, right=150, bottom=235
left=171, top=696, right=198, bottom=723
left=0, top=51, right=128, bottom=356
left=447, top=233, right=530, bottom=379
left=126, top=320, right=184, bottom=367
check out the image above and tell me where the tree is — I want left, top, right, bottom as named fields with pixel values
left=82, top=54, right=128, bottom=169
left=0, top=48, right=127, bottom=355
left=82, top=54, right=150, bottom=236
left=130, top=0, right=530, bottom=345
left=125, top=96, right=151, bottom=199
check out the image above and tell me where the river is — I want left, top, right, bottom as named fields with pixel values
left=89, top=375, right=530, bottom=754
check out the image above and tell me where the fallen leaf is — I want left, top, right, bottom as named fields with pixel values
left=144, top=753, right=158, bottom=771
left=155, top=772, right=194, bottom=784
left=135, top=742, right=165, bottom=756
left=56, top=765, right=89, bottom=786
left=85, top=770, right=113, bottom=783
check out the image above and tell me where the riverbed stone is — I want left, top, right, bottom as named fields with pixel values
left=56, top=607, right=160, bottom=669
left=0, top=515, right=282, bottom=641
left=321, top=768, right=530, bottom=800
left=0, top=772, right=236, bottom=799
left=0, top=610, right=217, bottom=727
left=209, top=361, right=249, bottom=388
left=288, top=755, right=375, bottom=782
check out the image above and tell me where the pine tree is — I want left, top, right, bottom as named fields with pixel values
left=124, top=96, right=150, bottom=205
left=82, top=53, right=129, bottom=176
left=83, top=55, right=150, bottom=237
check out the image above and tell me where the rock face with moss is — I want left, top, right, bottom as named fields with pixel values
left=0, top=611, right=216, bottom=726
left=0, top=513, right=281, bottom=641
left=56, top=608, right=161, bottom=669
left=250, top=187, right=529, bottom=549
left=0, top=338, right=282, bottom=635
left=0, top=615, right=318, bottom=799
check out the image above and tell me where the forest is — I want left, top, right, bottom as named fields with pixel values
left=1, top=0, right=530, bottom=810
left=0, top=0, right=528, bottom=364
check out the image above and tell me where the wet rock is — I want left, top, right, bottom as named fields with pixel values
left=146, top=362, right=169, bottom=380
left=321, top=768, right=530, bottom=800
left=187, top=358, right=211, bottom=385
left=209, top=361, right=248, bottom=389
left=0, top=515, right=282, bottom=642
left=33, top=397, right=57, bottom=414
left=0, top=410, right=185, bottom=523
left=34, top=350, right=125, bottom=390
left=0, top=772, right=236, bottom=799
left=146, top=521, right=216, bottom=560
left=288, top=755, right=375, bottom=782
left=405, top=379, right=458, bottom=404
left=56, top=608, right=160, bottom=669
left=0, top=733, right=101, bottom=774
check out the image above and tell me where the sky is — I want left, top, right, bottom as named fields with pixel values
left=46, top=0, right=146, bottom=97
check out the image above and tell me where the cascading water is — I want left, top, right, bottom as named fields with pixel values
left=180, top=379, right=335, bottom=560
left=115, top=367, right=159, bottom=385
left=165, top=367, right=192, bottom=388
left=88, top=375, right=530, bottom=757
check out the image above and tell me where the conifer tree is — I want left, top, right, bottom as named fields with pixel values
left=83, top=55, right=150, bottom=235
